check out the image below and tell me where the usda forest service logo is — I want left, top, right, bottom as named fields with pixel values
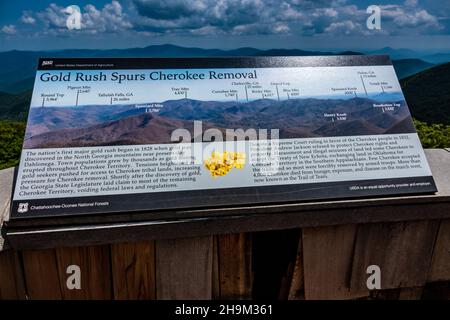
left=17, top=203, right=29, bottom=213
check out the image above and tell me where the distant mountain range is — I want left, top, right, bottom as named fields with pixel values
left=402, top=62, right=450, bottom=125
left=0, top=44, right=447, bottom=94
left=366, top=47, right=422, bottom=60
left=23, top=96, right=414, bottom=148
left=419, top=53, right=450, bottom=64
left=391, top=59, right=434, bottom=79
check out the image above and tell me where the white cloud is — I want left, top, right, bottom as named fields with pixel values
left=274, top=22, right=290, bottom=34
left=404, top=0, right=418, bottom=7
left=21, top=13, right=36, bottom=25
left=189, top=25, right=224, bottom=36
left=37, top=3, right=67, bottom=29
left=1, top=25, right=17, bottom=35
left=24, top=1, right=132, bottom=35
left=279, top=3, right=303, bottom=20
left=324, top=21, right=358, bottom=35
left=82, top=1, right=132, bottom=33
left=380, top=4, right=442, bottom=31
left=312, top=8, right=339, bottom=18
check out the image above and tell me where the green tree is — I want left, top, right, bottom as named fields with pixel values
left=0, top=120, right=26, bottom=170
left=414, top=119, right=450, bottom=148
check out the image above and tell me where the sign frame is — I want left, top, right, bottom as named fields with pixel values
left=10, top=55, right=437, bottom=226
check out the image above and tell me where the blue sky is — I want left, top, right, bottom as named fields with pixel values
left=0, top=0, right=449, bottom=52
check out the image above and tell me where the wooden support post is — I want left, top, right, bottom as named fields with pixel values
left=428, top=219, right=450, bottom=282
left=0, top=250, right=26, bottom=299
left=155, top=236, right=213, bottom=299
left=302, top=224, right=368, bottom=300
left=21, top=249, right=62, bottom=299
left=212, top=236, right=220, bottom=299
left=111, top=241, right=156, bottom=299
left=288, top=233, right=304, bottom=300
left=350, top=220, right=440, bottom=292
left=55, top=245, right=111, bottom=299
left=217, top=233, right=252, bottom=299
left=278, top=260, right=295, bottom=300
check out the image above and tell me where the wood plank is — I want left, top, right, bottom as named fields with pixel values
left=217, top=233, right=252, bottom=299
left=212, top=236, right=220, bottom=299
left=155, top=236, right=213, bottom=299
left=288, top=233, right=305, bottom=300
left=277, top=231, right=302, bottom=300
left=278, top=258, right=295, bottom=300
left=22, top=249, right=62, bottom=299
left=369, top=289, right=400, bottom=300
left=422, top=281, right=450, bottom=300
left=350, top=220, right=440, bottom=292
left=55, top=245, right=111, bottom=299
left=302, top=224, right=368, bottom=300
left=111, top=241, right=156, bottom=300
left=428, top=219, right=450, bottom=282
left=398, top=287, right=424, bottom=300
left=0, top=250, right=26, bottom=299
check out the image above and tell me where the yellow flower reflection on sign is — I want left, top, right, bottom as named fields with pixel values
left=204, top=151, right=246, bottom=177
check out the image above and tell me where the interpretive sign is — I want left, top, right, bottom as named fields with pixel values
left=10, top=56, right=436, bottom=219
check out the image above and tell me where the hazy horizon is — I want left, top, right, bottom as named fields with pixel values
left=0, top=43, right=447, bottom=54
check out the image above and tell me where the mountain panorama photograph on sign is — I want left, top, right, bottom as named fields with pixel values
left=23, top=65, right=415, bottom=149
left=23, top=95, right=415, bottom=148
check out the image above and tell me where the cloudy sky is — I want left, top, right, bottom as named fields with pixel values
left=0, top=0, right=449, bottom=51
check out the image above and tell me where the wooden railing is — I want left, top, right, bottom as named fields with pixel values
left=1, top=149, right=449, bottom=299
